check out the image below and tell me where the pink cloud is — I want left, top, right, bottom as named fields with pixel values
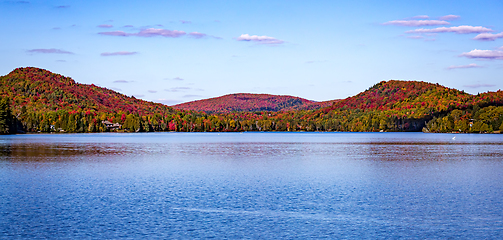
left=27, top=48, right=73, bottom=54
left=98, top=31, right=129, bottom=36
left=473, top=32, right=503, bottom=41
left=98, top=24, right=113, bottom=28
left=446, top=63, right=482, bottom=69
left=236, top=34, right=284, bottom=44
left=101, top=51, right=138, bottom=56
left=406, top=25, right=492, bottom=34
left=99, top=28, right=186, bottom=38
left=461, top=49, right=503, bottom=60
left=188, top=32, right=207, bottom=39
left=439, top=15, right=460, bottom=21
left=180, top=20, right=192, bottom=24
left=136, top=28, right=186, bottom=37
left=383, top=20, right=449, bottom=27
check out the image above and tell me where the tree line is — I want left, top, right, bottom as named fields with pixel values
left=3, top=96, right=501, bottom=134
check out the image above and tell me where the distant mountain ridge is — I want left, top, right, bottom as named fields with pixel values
left=172, top=93, right=338, bottom=113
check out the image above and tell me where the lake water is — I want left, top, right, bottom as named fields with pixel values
left=1, top=132, right=503, bottom=239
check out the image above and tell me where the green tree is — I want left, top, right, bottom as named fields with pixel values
left=0, top=97, right=14, bottom=134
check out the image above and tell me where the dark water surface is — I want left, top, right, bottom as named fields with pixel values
left=1, top=132, right=503, bottom=239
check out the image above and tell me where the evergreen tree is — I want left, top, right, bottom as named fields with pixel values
left=0, top=97, right=14, bottom=134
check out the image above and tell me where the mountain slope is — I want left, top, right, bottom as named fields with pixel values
left=0, top=67, right=176, bottom=116
left=172, top=93, right=323, bottom=113
left=311, top=80, right=476, bottom=119
left=2, top=67, right=502, bottom=134
left=329, top=80, right=471, bottom=111
left=299, top=80, right=503, bottom=132
left=325, top=80, right=503, bottom=114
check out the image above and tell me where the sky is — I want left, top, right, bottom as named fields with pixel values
left=1, top=0, right=502, bottom=105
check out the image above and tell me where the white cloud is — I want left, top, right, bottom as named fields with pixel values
left=136, top=28, right=186, bottom=37
left=383, top=20, right=449, bottom=27
left=439, top=15, right=460, bottom=21
left=188, top=32, right=207, bottom=39
left=473, top=32, right=503, bottom=41
left=406, top=25, right=492, bottom=34
left=236, top=34, right=284, bottom=44
left=461, top=49, right=503, bottom=60
left=99, top=28, right=186, bottom=38
left=101, top=51, right=138, bottom=56
left=446, top=63, right=482, bottom=69
left=27, top=48, right=73, bottom=54
left=98, top=31, right=128, bottom=36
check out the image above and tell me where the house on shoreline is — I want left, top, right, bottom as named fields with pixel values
left=102, top=120, right=121, bottom=130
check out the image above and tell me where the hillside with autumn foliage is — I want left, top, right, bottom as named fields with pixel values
left=1, top=67, right=503, bottom=134
left=172, top=93, right=335, bottom=113
left=0, top=67, right=176, bottom=116
left=0, top=67, right=182, bottom=132
left=300, top=80, right=503, bottom=132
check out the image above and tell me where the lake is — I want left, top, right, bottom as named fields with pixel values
left=1, top=132, right=503, bottom=239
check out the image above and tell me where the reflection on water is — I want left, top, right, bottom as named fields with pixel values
left=2, top=132, right=502, bottom=160
left=1, top=132, right=503, bottom=239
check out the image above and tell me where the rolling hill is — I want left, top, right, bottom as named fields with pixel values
left=172, top=93, right=337, bottom=113
left=312, top=80, right=503, bottom=117
left=1, top=67, right=502, bottom=133
left=0, top=67, right=177, bottom=116
left=300, top=80, right=503, bottom=132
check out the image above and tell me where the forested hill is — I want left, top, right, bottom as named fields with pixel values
left=315, top=80, right=503, bottom=117
left=172, top=93, right=335, bottom=113
left=1, top=67, right=503, bottom=134
left=300, top=80, right=503, bottom=132
left=0, top=67, right=176, bottom=116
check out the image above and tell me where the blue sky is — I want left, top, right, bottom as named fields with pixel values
left=1, top=0, right=502, bottom=105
